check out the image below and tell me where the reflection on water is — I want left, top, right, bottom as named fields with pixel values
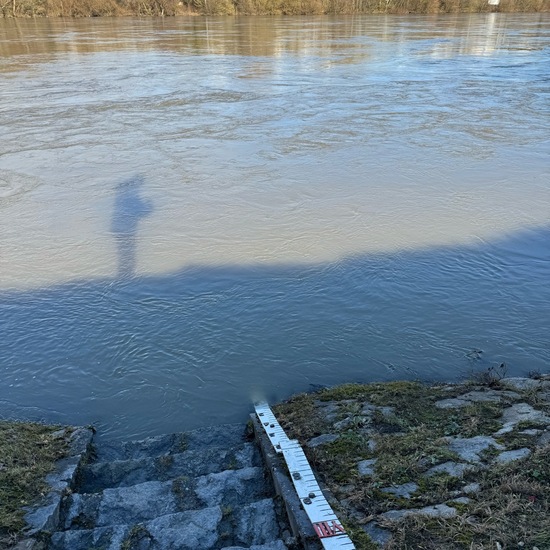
left=0, top=14, right=547, bottom=60
left=0, top=14, right=549, bottom=440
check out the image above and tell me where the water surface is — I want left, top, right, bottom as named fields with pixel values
left=1, top=15, right=549, bottom=439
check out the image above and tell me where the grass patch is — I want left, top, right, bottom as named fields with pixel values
left=387, top=445, right=550, bottom=549
left=342, top=519, right=380, bottom=550
left=311, top=431, right=372, bottom=484
left=275, top=392, right=328, bottom=440
left=374, top=428, right=459, bottom=485
left=0, top=420, right=71, bottom=547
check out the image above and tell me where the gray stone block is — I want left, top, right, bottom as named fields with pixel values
left=381, top=504, right=457, bottom=521
left=24, top=427, right=94, bottom=535
left=306, top=434, right=339, bottom=447
left=80, top=443, right=260, bottom=493
left=306, top=434, right=340, bottom=447
left=233, top=498, right=280, bottom=546
left=222, top=543, right=287, bottom=550
left=501, top=403, right=550, bottom=427
left=381, top=482, right=418, bottom=499
left=96, top=424, right=247, bottom=462
left=449, top=497, right=471, bottom=505
left=463, top=482, right=481, bottom=494
left=97, top=481, right=177, bottom=526
left=537, top=431, right=550, bottom=446
left=447, top=436, right=504, bottom=463
left=435, top=389, right=520, bottom=410
left=520, top=429, right=542, bottom=436
left=435, top=398, right=469, bottom=409
left=358, top=459, right=377, bottom=476
left=63, top=492, right=102, bottom=529
left=145, top=507, right=223, bottom=549
left=425, top=461, right=474, bottom=478
left=495, top=448, right=531, bottom=464
left=195, top=466, right=269, bottom=508
left=362, top=521, right=392, bottom=547
left=50, top=525, right=130, bottom=550
left=500, top=378, right=550, bottom=392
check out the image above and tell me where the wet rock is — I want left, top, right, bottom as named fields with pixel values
left=425, top=461, right=474, bottom=478
left=306, top=434, right=339, bottom=448
left=357, top=459, right=377, bottom=476
left=362, top=521, right=392, bottom=547
left=463, top=482, right=481, bottom=494
left=495, top=448, right=531, bottom=464
left=381, top=482, right=418, bottom=499
left=447, top=436, right=504, bottom=463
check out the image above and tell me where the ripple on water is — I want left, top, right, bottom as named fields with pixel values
left=0, top=171, right=41, bottom=206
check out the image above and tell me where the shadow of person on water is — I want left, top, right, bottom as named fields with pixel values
left=111, top=175, right=153, bottom=278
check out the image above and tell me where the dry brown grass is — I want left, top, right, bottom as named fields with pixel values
left=0, top=420, right=70, bottom=548
left=1, top=0, right=548, bottom=17
left=386, top=446, right=550, bottom=549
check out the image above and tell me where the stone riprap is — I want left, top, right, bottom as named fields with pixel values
left=274, top=375, right=550, bottom=549
left=34, top=424, right=290, bottom=550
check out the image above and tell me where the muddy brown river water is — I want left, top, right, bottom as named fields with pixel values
left=1, top=14, right=549, bottom=439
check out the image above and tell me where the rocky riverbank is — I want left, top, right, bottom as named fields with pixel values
left=273, top=374, right=550, bottom=549
left=4, top=373, right=549, bottom=549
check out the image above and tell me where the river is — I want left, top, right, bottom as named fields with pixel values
left=1, top=14, right=549, bottom=440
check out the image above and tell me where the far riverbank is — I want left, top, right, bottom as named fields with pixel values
left=2, top=0, right=548, bottom=18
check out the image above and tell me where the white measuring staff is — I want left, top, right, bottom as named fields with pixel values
left=254, top=402, right=355, bottom=549
left=254, top=401, right=291, bottom=452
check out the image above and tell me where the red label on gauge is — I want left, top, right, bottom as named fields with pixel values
left=313, top=520, right=346, bottom=538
